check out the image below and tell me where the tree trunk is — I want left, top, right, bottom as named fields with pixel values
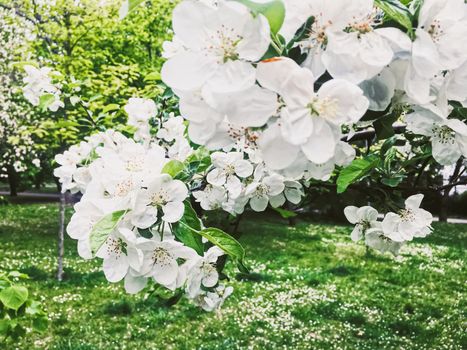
left=57, top=192, right=66, bottom=281
left=439, top=161, right=463, bottom=222
left=7, top=166, right=18, bottom=197
left=439, top=189, right=450, bottom=223
left=286, top=203, right=297, bottom=227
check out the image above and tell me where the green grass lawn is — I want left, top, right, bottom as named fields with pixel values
left=0, top=204, right=466, bottom=349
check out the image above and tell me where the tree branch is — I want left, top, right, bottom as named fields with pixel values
left=342, top=124, right=407, bottom=142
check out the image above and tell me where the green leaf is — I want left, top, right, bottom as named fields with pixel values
left=273, top=207, right=298, bottom=219
left=38, top=94, right=56, bottom=111
left=144, top=71, right=161, bottom=81
left=381, top=176, right=404, bottom=187
left=0, top=286, right=29, bottom=310
left=32, top=316, right=48, bottom=333
left=233, top=0, right=286, bottom=34
left=172, top=202, right=204, bottom=255
left=25, top=301, right=42, bottom=315
left=102, top=104, right=120, bottom=114
left=89, top=210, right=127, bottom=255
left=8, top=271, right=29, bottom=280
left=162, top=160, right=185, bottom=178
left=120, top=0, right=146, bottom=19
left=288, top=16, right=314, bottom=47
left=198, top=228, right=246, bottom=266
left=375, top=0, right=413, bottom=32
left=0, top=319, right=10, bottom=335
left=336, top=156, right=380, bottom=193
left=374, top=113, right=399, bottom=140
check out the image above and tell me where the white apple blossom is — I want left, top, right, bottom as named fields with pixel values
left=193, top=285, right=234, bottom=312
left=406, top=108, right=467, bottom=165
left=382, top=194, right=433, bottom=242
left=207, top=152, right=253, bottom=198
left=257, top=57, right=368, bottom=166
left=245, top=167, right=285, bottom=212
left=186, top=246, right=224, bottom=298
left=365, top=224, right=404, bottom=256
left=96, top=228, right=143, bottom=283
left=136, top=236, right=198, bottom=289
left=124, top=98, right=158, bottom=141
left=161, top=0, right=270, bottom=92
left=156, top=115, right=186, bottom=142
left=193, top=185, right=227, bottom=211
left=45, top=0, right=464, bottom=313
left=22, top=65, right=64, bottom=111
left=344, top=206, right=379, bottom=242
left=133, top=175, right=188, bottom=227
left=269, top=181, right=304, bottom=208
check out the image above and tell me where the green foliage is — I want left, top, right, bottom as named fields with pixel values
left=0, top=270, right=47, bottom=342
left=198, top=227, right=248, bottom=272
left=273, top=207, right=298, bottom=219
left=89, top=210, right=128, bottom=255
left=336, top=156, right=380, bottom=193
left=0, top=204, right=466, bottom=349
left=0, top=285, right=29, bottom=310
left=161, top=160, right=185, bottom=178
left=375, top=0, right=414, bottom=34
left=1, top=0, right=176, bottom=191
left=172, top=201, right=204, bottom=255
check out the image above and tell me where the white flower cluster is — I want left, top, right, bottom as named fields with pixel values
left=161, top=0, right=467, bottom=176
left=22, top=65, right=64, bottom=112
left=34, top=0, right=467, bottom=311
left=124, top=98, right=193, bottom=161
left=193, top=153, right=306, bottom=215
left=0, top=7, right=39, bottom=179
left=53, top=126, right=233, bottom=311
left=344, top=194, right=433, bottom=255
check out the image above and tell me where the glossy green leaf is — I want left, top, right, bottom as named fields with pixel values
left=89, top=210, right=127, bottom=255
left=0, top=286, right=29, bottom=310
left=32, top=316, right=48, bottom=332
left=172, top=202, right=204, bottom=255
left=102, top=104, right=120, bottom=114
left=198, top=228, right=246, bottom=266
left=374, top=113, right=400, bottom=140
left=375, top=0, right=413, bottom=31
left=162, top=160, right=185, bottom=178
left=336, top=156, right=380, bottom=193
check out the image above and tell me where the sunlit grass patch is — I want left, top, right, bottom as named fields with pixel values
left=0, top=204, right=465, bottom=349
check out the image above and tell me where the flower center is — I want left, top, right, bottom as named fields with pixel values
left=255, top=184, right=269, bottom=197
left=307, top=96, right=338, bottom=120
left=152, top=247, right=172, bottom=266
left=399, top=208, right=415, bottom=222
left=115, top=178, right=134, bottom=197
left=425, top=20, right=444, bottom=42
left=347, top=9, right=382, bottom=36
left=106, top=237, right=127, bottom=257
left=205, top=25, right=242, bottom=63
left=358, top=220, right=371, bottom=232
left=126, top=157, right=145, bottom=172
left=223, top=164, right=236, bottom=176
left=432, top=125, right=455, bottom=144
left=300, top=19, right=331, bottom=50
left=150, top=190, right=169, bottom=207
left=202, top=262, right=217, bottom=275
